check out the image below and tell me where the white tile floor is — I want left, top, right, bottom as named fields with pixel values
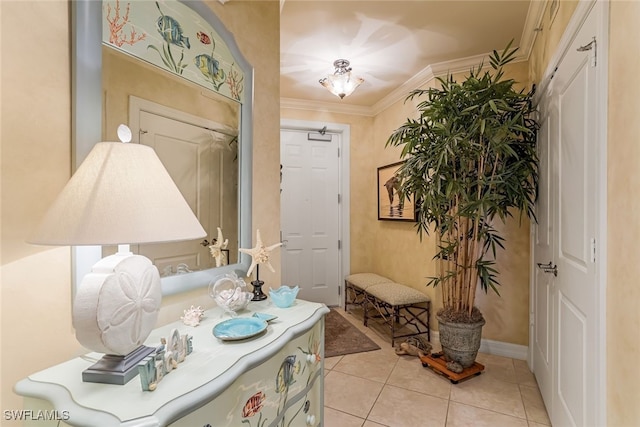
left=324, top=308, right=550, bottom=427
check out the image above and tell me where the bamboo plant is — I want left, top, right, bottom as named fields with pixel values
left=386, top=43, right=538, bottom=322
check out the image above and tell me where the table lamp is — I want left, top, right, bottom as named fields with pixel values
left=29, top=125, right=206, bottom=385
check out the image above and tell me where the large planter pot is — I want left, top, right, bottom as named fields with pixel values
left=437, top=314, right=485, bottom=368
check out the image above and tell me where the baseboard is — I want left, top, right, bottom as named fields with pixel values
left=429, top=330, right=528, bottom=361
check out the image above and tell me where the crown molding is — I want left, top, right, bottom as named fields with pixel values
left=282, top=3, right=542, bottom=117
left=371, top=52, right=494, bottom=115
left=280, top=97, right=375, bottom=117
left=369, top=64, right=434, bottom=116
left=519, top=0, right=547, bottom=60
left=283, top=50, right=529, bottom=118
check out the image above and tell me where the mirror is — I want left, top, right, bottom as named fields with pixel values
left=102, top=47, right=240, bottom=275
left=73, top=0, right=253, bottom=296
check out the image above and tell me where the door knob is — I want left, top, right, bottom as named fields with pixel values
left=537, top=261, right=558, bottom=277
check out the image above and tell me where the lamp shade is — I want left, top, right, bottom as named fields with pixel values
left=30, top=141, right=206, bottom=245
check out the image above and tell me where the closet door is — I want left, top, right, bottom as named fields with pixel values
left=532, top=85, right=556, bottom=409
left=533, top=5, right=603, bottom=425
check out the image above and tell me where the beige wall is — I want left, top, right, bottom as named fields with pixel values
left=1, top=1, right=80, bottom=414
left=528, top=1, right=580, bottom=84
left=5, top=1, right=640, bottom=424
left=369, top=91, right=440, bottom=320
left=379, top=62, right=532, bottom=345
left=0, top=0, right=280, bottom=415
left=283, top=60, right=532, bottom=346
left=608, top=2, right=640, bottom=425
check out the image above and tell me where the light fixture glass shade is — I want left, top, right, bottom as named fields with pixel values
left=319, top=59, right=364, bottom=99
left=29, top=141, right=206, bottom=245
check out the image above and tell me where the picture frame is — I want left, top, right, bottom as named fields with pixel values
left=377, top=161, right=416, bottom=221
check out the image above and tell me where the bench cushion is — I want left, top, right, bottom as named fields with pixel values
left=345, top=273, right=391, bottom=290
left=367, top=282, right=430, bottom=306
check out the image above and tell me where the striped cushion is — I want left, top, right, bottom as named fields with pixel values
left=345, top=273, right=391, bottom=290
left=367, top=282, right=430, bottom=306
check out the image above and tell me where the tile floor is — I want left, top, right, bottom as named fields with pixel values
left=324, top=308, right=551, bottom=427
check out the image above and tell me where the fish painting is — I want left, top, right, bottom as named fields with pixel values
left=194, top=54, right=226, bottom=90
left=155, top=2, right=190, bottom=49
left=194, top=54, right=220, bottom=79
left=242, top=391, right=266, bottom=418
left=148, top=1, right=189, bottom=74
left=276, top=355, right=300, bottom=393
left=197, top=31, right=211, bottom=45
left=241, top=390, right=268, bottom=427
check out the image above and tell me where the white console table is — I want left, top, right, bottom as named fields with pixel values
left=15, top=299, right=329, bottom=427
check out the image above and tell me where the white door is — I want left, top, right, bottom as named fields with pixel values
left=532, top=86, right=556, bottom=405
left=533, top=7, right=601, bottom=426
left=280, top=129, right=340, bottom=305
left=136, top=112, right=225, bottom=275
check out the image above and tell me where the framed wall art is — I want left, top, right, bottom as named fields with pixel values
left=377, top=161, right=416, bottom=221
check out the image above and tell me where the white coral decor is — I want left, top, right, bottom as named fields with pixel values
left=180, top=305, right=205, bottom=327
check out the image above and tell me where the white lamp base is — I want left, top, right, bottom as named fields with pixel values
left=73, top=251, right=162, bottom=384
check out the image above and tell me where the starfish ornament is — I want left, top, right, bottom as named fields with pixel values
left=208, top=227, right=229, bottom=267
left=239, top=229, right=282, bottom=277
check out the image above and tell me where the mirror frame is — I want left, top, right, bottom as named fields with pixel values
left=72, top=0, right=253, bottom=296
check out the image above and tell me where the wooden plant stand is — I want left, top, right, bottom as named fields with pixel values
left=419, top=352, right=485, bottom=384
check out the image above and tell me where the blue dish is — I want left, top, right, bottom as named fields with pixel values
left=252, top=312, right=278, bottom=322
left=269, top=285, right=299, bottom=308
left=212, top=317, right=268, bottom=341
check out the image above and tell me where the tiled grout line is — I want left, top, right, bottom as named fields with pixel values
left=335, top=308, right=436, bottom=426
left=443, top=398, right=451, bottom=427
left=330, top=308, right=390, bottom=425
left=363, top=380, right=389, bottom=426
left=365, top=354, right=401, bottom=425
left=329, top=307, right=550, bottom=427
left=511, top=356, right=533, bottom=423
left=326, top=407, right=367, bottom=425
left=518, top=381, right=527, bottom=423
left=448, top=399, right=531, bottom=421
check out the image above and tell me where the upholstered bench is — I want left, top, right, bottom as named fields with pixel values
left=344, top=273, right=392, bottom=311
left=344, top=273, right=431, bottom=347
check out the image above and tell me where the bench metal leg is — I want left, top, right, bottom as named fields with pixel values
left=364, top=298, right=430, bottom=347
left=344, top=280, right=348, bottom=311
left=391, top=306, right=398, bottom=347
left=363, top=297, right=369, bottom=327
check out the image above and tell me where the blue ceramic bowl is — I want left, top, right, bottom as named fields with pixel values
left=269, top=285, right=299, bottom=308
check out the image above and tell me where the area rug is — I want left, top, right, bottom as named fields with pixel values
left=324, top=309, right=381, bottom=358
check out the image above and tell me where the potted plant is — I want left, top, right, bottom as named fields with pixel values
left=386, top=43, right=538, bottom=368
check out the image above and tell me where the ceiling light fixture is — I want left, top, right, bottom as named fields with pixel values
left=319, top=59, right=364, bottom=99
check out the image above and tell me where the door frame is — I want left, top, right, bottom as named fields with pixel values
left=280, top=119, right=351, bottom=306
left=529, top=1, right=608, bottom=424
left=129, top=96, right=237, bottom=140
